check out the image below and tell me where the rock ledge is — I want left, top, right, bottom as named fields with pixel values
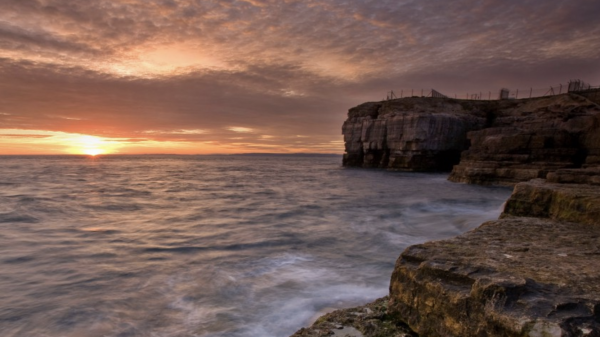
left=389, top=217, right=600, bottom=336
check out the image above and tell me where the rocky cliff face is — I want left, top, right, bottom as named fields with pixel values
left=449, top=94, right=600, bottom=185
left=343, top=93, right=600, bottom=186
left=342, top=98, right=488, bottom=171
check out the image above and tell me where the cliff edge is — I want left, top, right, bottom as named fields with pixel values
left=342, top=93, right=600, bottom=186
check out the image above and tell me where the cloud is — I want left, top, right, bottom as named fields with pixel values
left=1, top=0, right=599, bottom=154
left=143, top=129, right=207, bottom=135
left=3, top=1, right=599, bottom=80
left=228, top=127, right=254, bottom=133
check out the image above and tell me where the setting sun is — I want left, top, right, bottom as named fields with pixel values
left=83, top=148, right=104, bottom=156
left=76, top=135, right=109, bottom=156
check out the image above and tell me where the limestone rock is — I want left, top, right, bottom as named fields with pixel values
left=343, top=93, right=600, bottom=184
left=290, top=297, right=417, bottom=337
left=546, top=168, right=600, bottom=185
left=501, top=178, right=600, bottom=225
left=582, top=113, right=600, bottom=168
left=388, top=217, right=600, bottom=337
left=387, top=174, right=600, bottom=336
left=448, top=94, right=600, bottom=185
left=342, top=98, right=486, bottom=170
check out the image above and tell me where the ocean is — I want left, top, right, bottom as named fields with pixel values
left=0, top=155, right=511, bottom=337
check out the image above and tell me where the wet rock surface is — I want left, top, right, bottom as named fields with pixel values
left=290, top=297, right=417, bottom=337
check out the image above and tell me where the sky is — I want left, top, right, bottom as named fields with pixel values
left=1, top=0, right=599, bottom=155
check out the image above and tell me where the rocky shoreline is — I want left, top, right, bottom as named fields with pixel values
left=342, top=93, right=600, bottom=185
left=291, top=92, right=600, bottom=337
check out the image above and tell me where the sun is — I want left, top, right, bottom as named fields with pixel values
left=83, top=148, right=104, bottom=156
left=76, top=135, right=109, bottom=156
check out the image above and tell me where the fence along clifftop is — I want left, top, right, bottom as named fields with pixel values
left=384, top=79, right=599, bottom=102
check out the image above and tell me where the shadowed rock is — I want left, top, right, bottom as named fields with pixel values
left=342, top=93, right=600, bottom=186
left=448, top=94, right=600, bottom=185
left=342, top=97, right=488, bottom=171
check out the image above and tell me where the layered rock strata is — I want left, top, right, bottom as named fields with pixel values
left=389, top=218, right=600, bottom=336
left=342, top=98, right=489, bottom=170
left=503, top=177, right=600, bottom=225
left=343, top=93, right=600, bottom=185
left=449, top=95, right=600, bottom=185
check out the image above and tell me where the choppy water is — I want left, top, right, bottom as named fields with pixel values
left=0, top=155, right=511, bottom=337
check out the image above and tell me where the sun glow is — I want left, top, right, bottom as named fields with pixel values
left=0, top=128, right=343, bottom=155
left=77, top=135, right=108, bottom=156
left=84, top=148, right=104, bottom=156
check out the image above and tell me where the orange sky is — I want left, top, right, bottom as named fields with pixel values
left=1, top=0, right=599, bottom=155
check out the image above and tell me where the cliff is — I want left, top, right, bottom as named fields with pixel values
left=449, top=95, right=600, bottom=185
left=342, top=93, right=600, bottom=186
left=342, top=98, right=489, bottom=170
left=291, top=93, right=600, bottom=337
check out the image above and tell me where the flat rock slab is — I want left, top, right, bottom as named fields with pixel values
left=503, top=179, right=600, bottom=225
left=389, top=217, right=600, bottom=337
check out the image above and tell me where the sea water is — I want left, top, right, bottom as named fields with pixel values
left=0, top=155, right=512, bottom=337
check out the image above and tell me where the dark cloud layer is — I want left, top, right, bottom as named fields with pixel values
left=1, top=0, right=599, bottom=153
